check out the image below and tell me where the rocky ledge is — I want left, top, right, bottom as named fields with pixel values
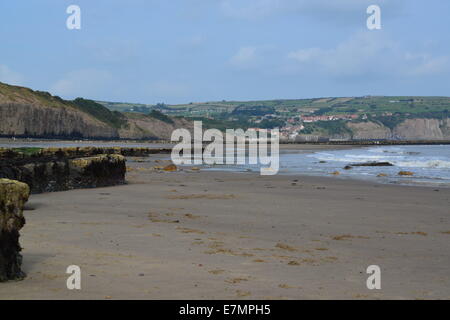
left=0, top=153, right=126, bottom=194
left=0, top=147, right=140, bottom=193
left=349, top=162, right=394, bottom=167
left=0, top=179, right=30, bottom=282
left=0, top=146, right=171, bottom=162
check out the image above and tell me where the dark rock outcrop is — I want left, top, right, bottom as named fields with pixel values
left=0, top=179, right=29, bottom=282
left=350, top=162, right=394, bottom=167
left=0, top=153, right=126, bottom=194
left=0, top=147, right=175, bottom=193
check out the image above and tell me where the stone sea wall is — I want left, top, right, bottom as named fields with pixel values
left=0, top=179, right=29, bottom=282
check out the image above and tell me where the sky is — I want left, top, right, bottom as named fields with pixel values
left=0, top=0, right=449, bottom=104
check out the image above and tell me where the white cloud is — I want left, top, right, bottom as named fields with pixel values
left=404, top=54, right=450, bottom=76
left=50, top=69, right=115, bottom=99
left=287, top=31, right=450, bottom=79
left=288, top=48, right=322, bottom=63
left=230, top=46, right=259, bottom=69
left=0, top=65, right=24, bottom=85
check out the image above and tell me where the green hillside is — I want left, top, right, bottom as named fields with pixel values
left=162, top=96, right=450, bottom=117
left=71, top=98, right=127, bottom=128
left=99, top=96, right=450, bottom=118
left=97, top=95, right=450, bottom=134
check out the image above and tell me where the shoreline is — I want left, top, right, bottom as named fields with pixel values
left=2, top=137, right=450, bottom=147
left=1, top=143, right=448, bottom=189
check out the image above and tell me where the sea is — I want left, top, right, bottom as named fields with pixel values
left=206, top=144, right=450, bottom=187
left=1, top=140, right=449, bottom=187
left=280, top=145, right=450, bottom=187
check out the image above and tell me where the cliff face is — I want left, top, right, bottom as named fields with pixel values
left=347, top=121, right=392, bottom=140
left=119, top=116, right=193, bottom=140
left=393, top=118, right=449, bottom=140
left=442, top=118, right=450, bottom=137
left=346, top=118, right=450, bottom=140
left=0, top=103, right=119, bottom=139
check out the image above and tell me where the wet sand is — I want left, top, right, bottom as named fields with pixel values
left=1, top=156, right=449, bottom=300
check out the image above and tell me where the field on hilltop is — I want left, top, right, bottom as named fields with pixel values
left=99, top=96, right=450, bottom=118
left=164, top=96, right=450, bottom=117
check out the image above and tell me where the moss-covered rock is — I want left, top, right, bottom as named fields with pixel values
left=0, top=146, right=174, bottom=193
left=0, top=179, right=29, bottom=282
left=0, top=152, right=127, bottom=193
left=67, top=154, right=126, bottom=190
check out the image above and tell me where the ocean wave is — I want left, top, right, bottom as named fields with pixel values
left=313, top=154, right=402, bottom=162
left=368, top=147, right=405, bottom=154
left=394, top=160, right=450, bottom=168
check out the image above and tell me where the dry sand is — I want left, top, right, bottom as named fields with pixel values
left=1, top=151, right=449, bottom=300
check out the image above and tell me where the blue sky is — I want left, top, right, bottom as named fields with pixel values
left=0, top=0, right=449, bottom=104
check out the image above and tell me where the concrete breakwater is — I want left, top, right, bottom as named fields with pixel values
left=0, top=179, right=29, bottom=282
left=0, top=147, right=170, bottom=194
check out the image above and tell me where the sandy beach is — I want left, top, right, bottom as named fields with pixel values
left=1, top=149, right=449, bottom=300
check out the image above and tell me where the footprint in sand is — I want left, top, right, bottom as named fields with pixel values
left=225, top=277, right=249, bottom=284
left=236, top=290, right=251, bottom=297
left=208, top=269, right=225, bottom=275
